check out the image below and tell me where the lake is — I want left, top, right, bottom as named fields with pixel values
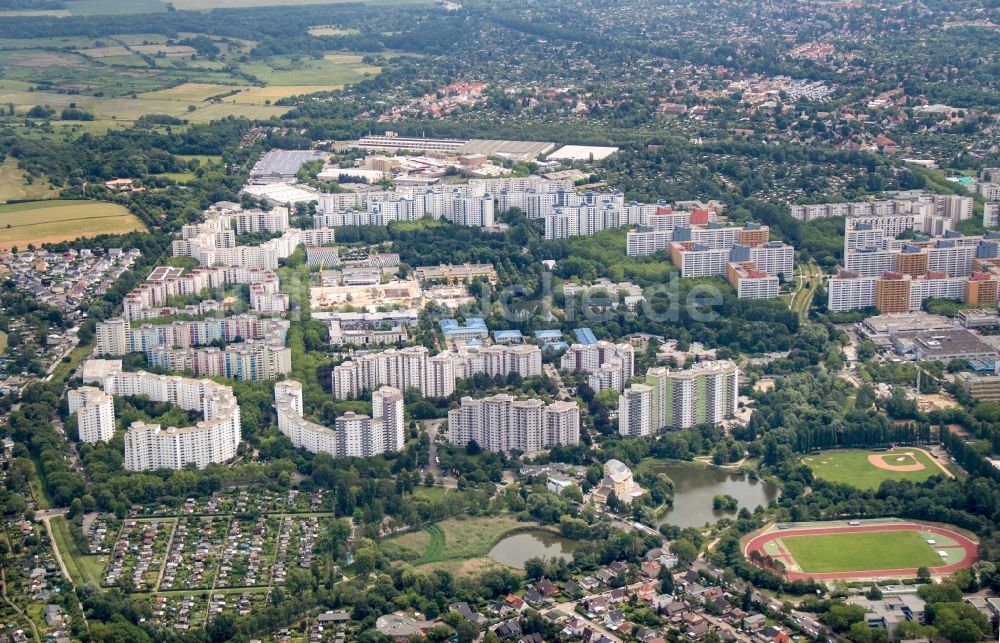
left=651, top=462, right=780, bottom=529
left=489, top=530, right=578, bottom=568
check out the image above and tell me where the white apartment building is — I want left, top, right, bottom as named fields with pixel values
left=447, top=394, right=580, bottom=453
left=97, top=315, right=288, bottom=356
left=331, top=344, right=542, bottom=399
left=827, top=276, right=877, bottom=311
left=275, top=381, right=405, bottom=458
left=122, top=265, right=283, bottom=322
left=147, top=340, right=291, bottom=382
left=560, top=341, right=635, bottom=386
left=618, top=383, right=653, bottom=438
left=985, top=202, right=1000, bottom=228
left=67, top=386, right=116, bottom=443
left=82, top=367, right=241, bottom=471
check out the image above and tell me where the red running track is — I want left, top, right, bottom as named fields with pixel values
left=744, top=523, right=978, bottom=581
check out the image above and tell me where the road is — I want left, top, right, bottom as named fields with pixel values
left=35, top=508, right=72, bottom=583
left=544, top=363, right=571, bottom=401
left=421, top=419, right=457, bottom=489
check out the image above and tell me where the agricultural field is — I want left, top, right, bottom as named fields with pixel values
left=0, top=157, right=58, bottom=204
left=0, top=200, right=146, bottom=250
left=0, top=27, right=382, bottom=130
left=239, top=54, right=381, bottom=87
left=801, top=447, right=951, bottom=490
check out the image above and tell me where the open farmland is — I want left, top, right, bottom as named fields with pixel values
left=240, top=54, right=381, bottom=86
left=0, top=200, right=146, bottom=249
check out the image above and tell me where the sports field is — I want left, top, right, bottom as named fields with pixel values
left=745, top=521, right=978, bottom=581
left=802, top=447, right=950, bottom=489
left=0, top=200, right=145, bottom=249
left=781, top=530, right=941, bottom=573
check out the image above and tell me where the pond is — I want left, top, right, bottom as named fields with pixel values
left=488, top=530, right=578, bottom=569
left=651, top=462, right=780, bottom=529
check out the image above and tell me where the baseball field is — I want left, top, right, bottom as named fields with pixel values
left=802, top=447, right=952, bottom=489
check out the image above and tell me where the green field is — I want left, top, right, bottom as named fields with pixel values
left=0, top=157, right=59, bottom=203
left=0, top=200, right=145, bottom=249
left=389, top=515, right=531, bottom=568
left=240, top=54, right=380, bottom=86
left=50, top=516, right=107, bottom=586
left=780, top=530, right=944, bottom=573
left=802, top=448, right=944, bottom=490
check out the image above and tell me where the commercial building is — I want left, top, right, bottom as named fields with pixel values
left=275, top=380, right=405, bottom=458
left=79, top=365, right=241, bottom=471
left=957, top=371, right=1000, bottom=401
left=67, top=386, right=115, bottom=443
left=619, top=360, right=739, bottom=436
left=249, top=150, right=327, bottom=182
left=447, top=395, right=580, bottom=453
left=892, top=329, right=998, bottom=368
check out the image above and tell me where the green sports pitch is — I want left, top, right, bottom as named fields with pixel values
left=801, top=448, right=943, bottom=489
left=779, top=530, right=944, bottom=573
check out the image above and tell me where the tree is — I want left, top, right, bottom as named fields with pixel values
left=671, top=539, right=698, bottom=564
left=916, top=566, right=932, bottom=583
left=524, top=556, right=546, bottom=580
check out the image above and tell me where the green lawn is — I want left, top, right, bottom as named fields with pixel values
left=802, top=448, right=943, bottom=490
left=50, top=516, right=107, bottom=586
left=781, top=530, right=943, bottom=573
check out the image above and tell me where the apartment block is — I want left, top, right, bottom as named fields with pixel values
left=67, top=386, right=116, bottom=443
left=80, top=368, right=243, bottom=471
left=560, top=341, right=635, bottom=386
left=619, top=360, right=739, bottom=436
left=276, top=381, right=405, bottom=458
left=447, top=395, right=580, bottom=453
left=331, top=344, right=542, bottom=400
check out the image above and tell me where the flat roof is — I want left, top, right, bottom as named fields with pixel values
left=242, top=182, right=321, bottom=204
left=861, top=312, right=956, bottom=335
left=457, top=139, right=556, bottom=158
left=148, top=266, right=185, bottom=282
left=250, top=150, right=327, bottom=178
left=547, top=145, right=620, bottom=161
left=573, top=327, right=598, bottom=345
left=911, top=329, right=998, bottom=357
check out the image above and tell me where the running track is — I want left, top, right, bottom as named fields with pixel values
left=744, top=523, right=978, bottom=581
